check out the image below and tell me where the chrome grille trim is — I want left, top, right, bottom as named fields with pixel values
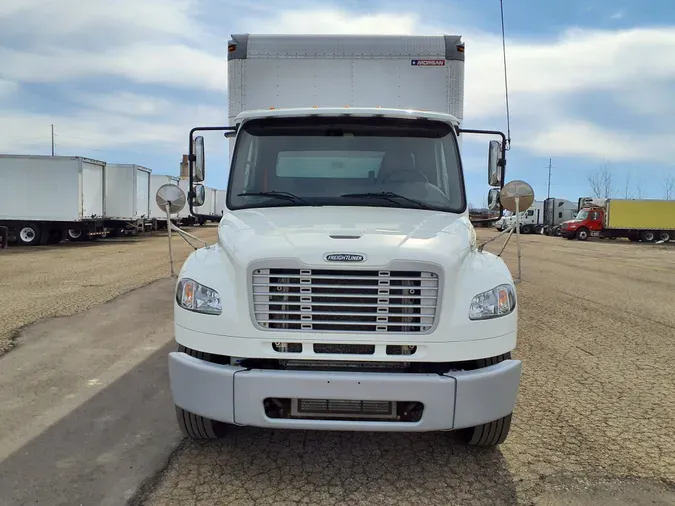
left=251, top=266, right=440, bottom=333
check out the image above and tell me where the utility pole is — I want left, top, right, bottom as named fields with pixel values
left=51, top=124, right=55, bottom=156
left=547, top=157, right=552, bottom=198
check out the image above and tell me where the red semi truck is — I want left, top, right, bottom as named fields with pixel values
left=561, top=198, right=675, bottom=242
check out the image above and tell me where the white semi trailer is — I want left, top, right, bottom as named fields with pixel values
left=170, top=34, right=521, bottom=446
left=0, top=155, right=107, bottom=245
left=104, top=163, right=152, bottom=234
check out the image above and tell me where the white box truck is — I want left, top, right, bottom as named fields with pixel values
left=171, top=34, right=520, bottom=446
left=0, top=155, right=107, bottom=245
left=104, top=163, right=152, bottom=233
left=215, top=189, right=227, bottom=217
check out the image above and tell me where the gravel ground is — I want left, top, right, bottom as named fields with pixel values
left=138, top=230, right=675, bottom=506
left=0, top=226, right=219, bottom=356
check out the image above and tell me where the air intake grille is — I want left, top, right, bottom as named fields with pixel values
left=252, top=268, right=439, bottom=332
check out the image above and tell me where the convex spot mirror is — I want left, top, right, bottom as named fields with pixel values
left=487, top=188, right=500, bottom=210
left=156, top=184, right=186, bottom=214
left=500, top=180, right=535, bottom=213
left=193, top=136, right=205, bottom=182
left=192, top=184, right=206, bottom=207
left=488, top=140, right=503, bottom=187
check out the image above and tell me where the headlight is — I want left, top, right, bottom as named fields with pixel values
left=469, top=284, right=516, bottom=320
left=176, top=278, right=222, bottom=315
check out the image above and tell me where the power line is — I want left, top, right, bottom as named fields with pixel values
left=500, top=0, right=512, bottom=150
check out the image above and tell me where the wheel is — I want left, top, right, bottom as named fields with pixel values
left=521, top=225, right=533, bottom=234
left=553, top=226, right=562, bottom=237
left=640, top=230, right=656, bottom=242
left=576, top=228, right=589, bottom=241
left=458, top=352, right=514, bottom=447
left=67, top=229, right=84, bottom=241
left=175, top=406, right=228, bottom=439
left=657, top=231, right=671, bottom=242
left=17, top=224, right=41, bottom=246
left=174, top=345, right=229, bottom=439
left=534, top=225, right=543, bottom=234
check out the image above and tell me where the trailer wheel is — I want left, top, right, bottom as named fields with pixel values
left=67, top=229, right=83, bottom=241
left=576, top=228, right=589, bottom=241
left=657, top=231, right=671, bottom=243
left=18, top=224, right=41, bottom=246
left=640, top=230, right=656, bottom=242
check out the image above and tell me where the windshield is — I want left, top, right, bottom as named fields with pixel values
left=226, top=116, right=465, bottom=212
left=575, top=210, right=589, bottom=220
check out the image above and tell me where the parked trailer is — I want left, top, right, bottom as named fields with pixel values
left=194, top=186, right=218, bottom=223
left=0, top=155, right=106, bottom=245
left=215, top=189, right=227, bottom=217
left=150, top=174, right=180, bottom=228
left=104, top=163, right=152, bottom=235
left=562, top=199, right=675, bottom=242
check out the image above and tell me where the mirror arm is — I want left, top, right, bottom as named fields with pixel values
left=457, top=128, right=508, bottom=189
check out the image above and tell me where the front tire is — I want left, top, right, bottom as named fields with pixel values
left=576, top=228, right=589, bottom=241
left=175, top=344, right=229, bottom=439
left=175, top=406, right=228, bottom=439
left=458, top=352, right=514, bottom=447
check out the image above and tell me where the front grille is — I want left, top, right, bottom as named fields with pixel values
left=252, top=268, right=439, bottom=332
left=292, top=399, right=396, bottom=419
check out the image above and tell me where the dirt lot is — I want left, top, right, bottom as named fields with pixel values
left=0, top=226, right=219, bottom=356
left=1, top=226, right=674, bottom=505
left=139, top=230, right=675, bottom=506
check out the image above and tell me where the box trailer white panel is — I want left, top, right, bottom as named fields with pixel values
left=215, top=189, right=227, bottom=216
left=150, top=174, right=180, bottom=219
left=177, top=179, right=191, bottom=218
left=227, top=34, right=464, bottom=156
left=0, top=155, right=105, bottom=221
left=195, top=187, right=216, bottom=215
left=105, top=164, right=152, bottom=220
left=136, top=168, right=151, bottom=218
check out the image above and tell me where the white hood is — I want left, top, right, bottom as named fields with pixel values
left=217, top=206, right=474, bottom=268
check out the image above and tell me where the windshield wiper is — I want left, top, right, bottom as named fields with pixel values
left=340, top=191, right=433, bottom=210
left=237, top=191, right=313, bottom=206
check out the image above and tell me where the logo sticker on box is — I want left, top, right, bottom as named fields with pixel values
left=411, top=59, right=446, bottom=66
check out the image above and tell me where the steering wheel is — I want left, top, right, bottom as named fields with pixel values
left=379, top=169, right=429, bottom=184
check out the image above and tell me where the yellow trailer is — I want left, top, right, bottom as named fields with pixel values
left=605, top=199, right=675, bottom=231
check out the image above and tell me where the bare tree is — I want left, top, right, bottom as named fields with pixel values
left=636, top=178, right=644, bottom=199
left=623, top=173, right=633, bottom=199
left=665, top=174, right=675, bottom=200
left=586, top=161, right=614, bottom=198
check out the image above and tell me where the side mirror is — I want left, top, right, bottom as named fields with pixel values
left=487, top=188, right=501, bottom=210
left=488, top=140, right=503, bottom=187
left=192, top=184, right=206, bottom=207
left=193, top=136, right=205, bottom=182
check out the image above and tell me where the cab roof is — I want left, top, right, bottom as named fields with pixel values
left=234, top=107, right=461, bottom=127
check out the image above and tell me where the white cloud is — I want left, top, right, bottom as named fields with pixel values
left=0, top=79, right=18, bottom=98
left=522, top=119, right=674, bottom=164
left=610, top=10, right=625, bottom=20
left=1, top=0, right=674, bottom=168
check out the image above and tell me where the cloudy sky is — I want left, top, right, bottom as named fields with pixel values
left=1, top=0, right=674, bottom=207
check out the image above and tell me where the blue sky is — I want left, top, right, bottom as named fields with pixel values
left=1, top=0, right=674, bottom=207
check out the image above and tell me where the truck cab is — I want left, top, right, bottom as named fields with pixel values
left=169, top=34, right=522, bottom=447
left=561, top=207, right=604, bottom=240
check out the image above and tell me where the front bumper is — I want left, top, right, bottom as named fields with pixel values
left=560, top=229, right=577, bottom=238
left=168, top=352, right=522, bottom=432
